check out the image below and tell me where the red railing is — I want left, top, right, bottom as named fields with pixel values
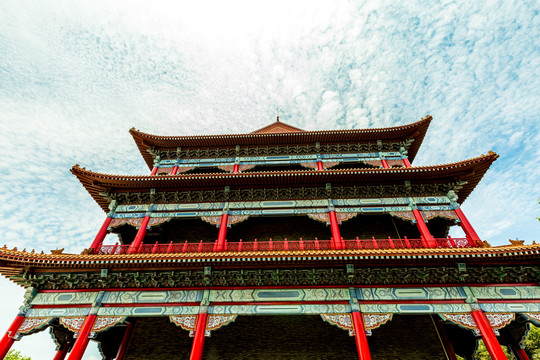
left=95, top=236, right=477, bottom=255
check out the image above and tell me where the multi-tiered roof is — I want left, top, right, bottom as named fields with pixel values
left=2, top=116, right=536, bottom=291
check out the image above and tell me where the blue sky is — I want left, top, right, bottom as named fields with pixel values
left=0, top=1, right=539, bottom=359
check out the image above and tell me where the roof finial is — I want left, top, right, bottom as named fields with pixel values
left=276, top=116, right=280, bottom=122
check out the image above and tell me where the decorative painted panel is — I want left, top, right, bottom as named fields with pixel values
left=360, top=303, right=472, bottom=314
left=363, top=314, right=393, bottom=331
left=200, top=215, right=249, bottom=226
left=109, top=217, right=171, bottom=228
left=206, top=315, right=237, bottom=334
left=31, top=292, right=98, bottom=306
left=16, top=317, right=53, bottom=335
left=211, top=304, right=351, bottom=315
left=101, top=290, right=202, bottom=304
left=59, top=317, right=86, bottom=333
left=440, top=313, right=515, bottom=336
left=321, top=313, right=393, bottom=336
left=59, top=316, right=126, bottom=333
left=170, top=315, right=197, bottom=331
left=170, top=315, right=237, bottom=337
left=307, top=213, right=358, bottom=224
left=357, top=287, right=465, bottom=301
left=470, top=286, right=540, bottom=300
left=115, top=198, right=451, bottom=215
left=26, top=308, right=91, bottom=318
left=209, top=288, right=350, bottom=302
left=480, top=303, right=540, bottom=313
left=97, top=306, right=200, bottom=317
left=321, top=314, right=354, bottom=336
left=92, top=316, right=126, bottom=332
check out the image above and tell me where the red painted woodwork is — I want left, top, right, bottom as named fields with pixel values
left=328, top=211, right=343, bottom=249
left=381, top=159, right=389, bottom=169
left=403, top=158, right=412, bottom=167
left=434, top=319, right=458, bottom=360
left=52, top=344, right=69, bottom=360
left=317, top=161, right=324, bottom=171
left=351, top=311, right=372, bottom=360
left=67, top=314, right=97, bottom=360
left=150, top=167, right=158, bottom=175
left=170, top=166, right=179, bottom=175
left=97, top=236, right=474, bottom=255
left=412, top=209, right=437, bottom=248
left=89, top=217, right=112, bottom=251
left=471, top=310, right=508, bottom=360
left=233, top=164, right=240, bottom=173
left=128, top=216, right=151, bottom=253
left=454, top=208, right=481, bottom=246
left=189, top=312, right=208, bottom=360
left=510, top=343, right=530, bottom=360
left=214, top=213, right=229, bottom=251
left=116, top=323, right=134, bottom=360
left=0, top=315, right=25, bottom=359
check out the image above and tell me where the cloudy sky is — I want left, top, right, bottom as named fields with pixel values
left=0, top=1, right=538, bottom=358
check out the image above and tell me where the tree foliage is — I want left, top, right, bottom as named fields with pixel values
left=5, top=350, right=31, bottom=360
left=524, top=324, right=540, bottom=360
left=455, top=325, right=540, bottom=359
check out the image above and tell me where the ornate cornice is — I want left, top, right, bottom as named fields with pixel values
left=154, top=141, right=409, bottom=160
left=18, top=265, right=540, bottom=290
left=108, top=183, right=456, bottom=205
left=130, top=116, right=432, bottom=169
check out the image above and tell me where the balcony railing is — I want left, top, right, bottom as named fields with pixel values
left=95, top=236, right=477, bottom=255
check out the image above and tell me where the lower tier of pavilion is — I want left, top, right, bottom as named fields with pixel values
left=2, top=285, right=540, bottom=360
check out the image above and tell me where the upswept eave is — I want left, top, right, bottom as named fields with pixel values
left=71, top=151, right=498, bottom=212
left=0, top=242, right=538, bottom=278
left=130, top=116, right=432, bottom=169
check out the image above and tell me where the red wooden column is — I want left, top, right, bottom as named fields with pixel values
left=471, top=310, right=508, bottom=360
left=381, top=158, right=389, bottom=168
left=214, top=210, right=229, bottom=252
left=89, top=201, right=117, bottom=253
left=328, top=210, right=343, bottom=250
left=411, top=207, right=437, bottom=248
left=170, top=165, right=179, bottom=175
left=53, top=344, right=70, bottom=360
left=317, top=161, right=324, bottom=171
left=115, top=323, right=135, bottom=360
left=509, top=343, right=529, bottom=360
left=128, top=215, right=151, bottom=253
left=402, top=158, right=412, bottom=168
left=454, top=207, right=481, bottom=246
left=0, top=315, right=25, bottom=358
left=190, top=304, right=209, bottom=360
left=351, top=312, right=372, bottom=360
left=66, top=314, right=97, bottom=360
left=434, top=318, right=458, bottom=360
left=233, top=149, right=241, bottom=174
left=89, top=217, right=112, bottom=252
left=150, top=166, right=158, bottom=175
left=67, top=292, right=104, bottom=360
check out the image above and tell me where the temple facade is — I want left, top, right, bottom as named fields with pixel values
left=0, top=116, right=539, bottom=360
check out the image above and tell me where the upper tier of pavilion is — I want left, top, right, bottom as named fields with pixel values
left=130, top=116, right=432, bottom=170
left=71, top=152, right=498, bottom=212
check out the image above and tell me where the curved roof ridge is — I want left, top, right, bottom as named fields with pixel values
left=71, top=151, right=498, bottom=212
left=0, top=241, right=538, bottom=263
left=130, top=115, right=431, bottom=141
left=71, top=151, right=497, bottom=180
left=129, top=116, right=432, bottom=169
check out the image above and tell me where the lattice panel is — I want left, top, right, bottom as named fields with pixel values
left=16, top=317, right=53, bottom=335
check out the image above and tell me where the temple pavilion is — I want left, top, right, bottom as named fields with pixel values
left=0, top=116, right=539, bottom=360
